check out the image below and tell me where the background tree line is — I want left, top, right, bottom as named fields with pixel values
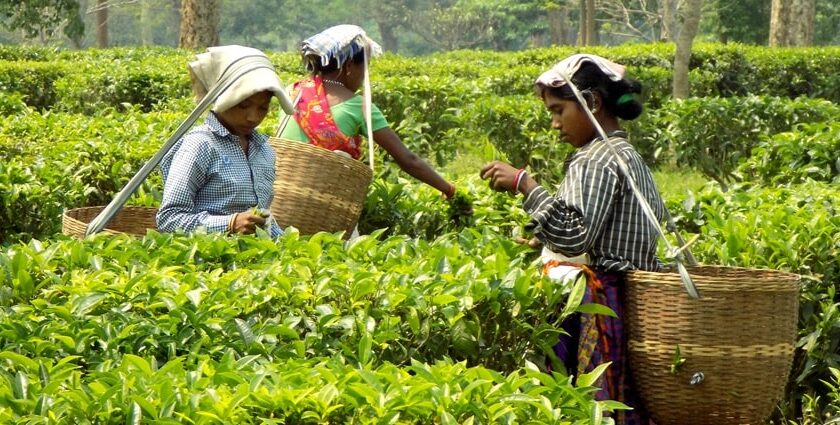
left=0, top=0, right=838, bottom=54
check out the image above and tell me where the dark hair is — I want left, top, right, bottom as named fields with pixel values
left=540, top=62, right=644, bottom=120
left=311, top=49, right=366, bottom=74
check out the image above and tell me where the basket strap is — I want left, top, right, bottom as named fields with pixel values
left=362, top=42, right=375, bottom=173
left=85, top=56, right=294, bottom=237
left=553, top=68, right=700, bottom=299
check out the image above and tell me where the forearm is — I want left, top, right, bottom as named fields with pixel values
left=157, top=205, right=230, bottom=233
left=522, top=186, right=589, bottom=255
left=395, top=153, right=451, bottom=195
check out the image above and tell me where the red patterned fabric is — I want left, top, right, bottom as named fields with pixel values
left=293, top=75, right=362, bottom=159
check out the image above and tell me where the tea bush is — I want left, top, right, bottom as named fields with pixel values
left=739, top=122, right=840, bottom=185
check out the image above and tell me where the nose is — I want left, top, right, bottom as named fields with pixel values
left=245, top=107, right=262, bottom=124
left=550, top=116, right=562, bottom=130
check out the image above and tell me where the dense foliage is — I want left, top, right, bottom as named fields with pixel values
left=1, top=44, right=839, bottom=423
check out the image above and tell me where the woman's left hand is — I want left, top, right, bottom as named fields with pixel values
left=480, top=161, right=518, bottom=193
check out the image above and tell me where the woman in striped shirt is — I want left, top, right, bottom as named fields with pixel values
left=480, top=54, right=663, bottom=424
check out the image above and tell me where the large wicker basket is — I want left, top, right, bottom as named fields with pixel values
left=63, top=206, right=158, bottom=238
left=268, top=137, right=372, bottom=236
left=625, top=265, right=800, bottom=425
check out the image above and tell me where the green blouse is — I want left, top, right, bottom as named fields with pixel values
left=279, top=95, right=389, bottom=142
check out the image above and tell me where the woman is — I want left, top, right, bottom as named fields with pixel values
left=480, top=54, right=663, bottom=423
left=157, top=45, right=283, bottom=237
left=278, top=24, right=457, bottom=200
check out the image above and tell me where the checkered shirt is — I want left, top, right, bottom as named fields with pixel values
left=523, top=132, right=665, bottom=272
left=157, top=113, right=281, bottom=236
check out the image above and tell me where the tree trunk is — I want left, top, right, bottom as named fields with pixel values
left=179, top=0, right=219, bottom=49
left=790, top=0, right=815, bottom=45
left=770, top=0, right=815, bottom=46
left=141, top=0, right=153, bottom=46
left=584, top=0, right=596, bottom=45
left=659, top=0, right=676, bottom=41
left=95, top=0, right=108, bottom=48
left=377, top=21, right=399, bottom=52
left=673, top=0, right=703, bottom=99
left=578, top=0, right=587, bottom=45
left=769, top=0, right=791, bottom=46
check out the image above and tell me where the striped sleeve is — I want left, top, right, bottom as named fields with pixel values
left=523, top=158, right=620, bottom=256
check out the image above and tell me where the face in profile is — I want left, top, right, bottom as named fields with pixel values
left=217, top=91, right=273, bottom=138
left=542, top=91, right=595, bottom=148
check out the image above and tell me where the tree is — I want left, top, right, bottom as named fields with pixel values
left=179, top=0, right=219, bottom=49
left=577, top=0, right=596, bottom=45
left=659, top=0, right=676, bottom=41
left=408, top=2, right=494, bottom=50
left=0, top=0, right=82, bottom=43
left=673, top=0, right=703, bottom=99
left=94, top=0, right=107, bottom=47
left=715, top=0, right=770, bottom=44
left=769, top=0, right=816, bottom=46
left=546, top=1, right=570, bottom=45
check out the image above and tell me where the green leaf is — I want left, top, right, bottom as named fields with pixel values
left=123, top=354, right=153, bottom=377
left=358, top=333, right=373, bottom=365
left=574, top=303, right=618, bottom=318
left=234, top=318, right=255, bottom=347
left=577, top=362, right=611, bottom=388
left=13, top=371, right=28, bottom=399
left=0, top=351, right=38, bottom=371
left=126, top=401, right=142, bottom=425
left=72, top=292, right=107, bottom=316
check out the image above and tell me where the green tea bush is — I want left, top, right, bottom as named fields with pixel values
left=739, top=122, right=840, bottom=185
left=0, top=231, right=612, bottom=422
left=630, top=96, right=840, bottom=185
left=0, top=62, right=68, bottom=109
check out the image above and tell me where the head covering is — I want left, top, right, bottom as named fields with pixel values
left=300, top=24, right=382, bottom=72
left=535, top=54, right=626, bottom=89
left=188, top=45, right=284, bottom=113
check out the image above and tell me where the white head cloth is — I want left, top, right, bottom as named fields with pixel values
left=535, top=54, right=626, bottom=88
left=188, top=45, right=284, bottom=113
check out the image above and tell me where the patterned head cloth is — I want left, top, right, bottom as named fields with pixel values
left=535, top=54, right=626, bottom=88
left=300, top=24, right=383, bottom=72
left=188, top=45, right=284, bottom=113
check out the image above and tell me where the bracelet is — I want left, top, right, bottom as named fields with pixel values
left=513, top=169, right=526, bottom=193
left=227, top=213, right=238, bottom=233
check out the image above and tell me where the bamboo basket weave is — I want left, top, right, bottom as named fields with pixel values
left=625, top=265, right=800, bottom=425
left=63, top=206, right=158, bottom=238
left=268, top=137, right=372, bottom=236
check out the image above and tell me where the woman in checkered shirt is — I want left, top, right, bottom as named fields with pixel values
left=156, top=46, right=285, bottom=237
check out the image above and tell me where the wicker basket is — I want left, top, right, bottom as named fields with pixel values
left=63, top=206, right=158, bottom=238
left=268, top=137, right=372, bottom=236
left=624, top=265, right=799, bottom=425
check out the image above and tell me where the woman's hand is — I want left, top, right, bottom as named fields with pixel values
left=480, top=161, right=519, bottom=193
left=513, top=235, right=543, bottom=248
left=229, top=210, right=268, bottom=234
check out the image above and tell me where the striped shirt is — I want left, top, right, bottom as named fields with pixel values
left=156, top=113, right=281, bottom=236
left=523, top=132, right=664, bottom=272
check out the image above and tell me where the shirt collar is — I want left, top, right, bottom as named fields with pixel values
left=206, top=112, right=264, bottom=144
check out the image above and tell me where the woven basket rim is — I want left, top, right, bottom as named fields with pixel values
left=62, top=205, right=158, bottom=238
left=269, top=136, right=373, bottom=178
left=628, top=264, right=801, bottom=282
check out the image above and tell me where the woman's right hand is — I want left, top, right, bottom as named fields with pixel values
left=229, top=211, right=267, bottom=234
left=479, top=161, right=519, bottom=192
